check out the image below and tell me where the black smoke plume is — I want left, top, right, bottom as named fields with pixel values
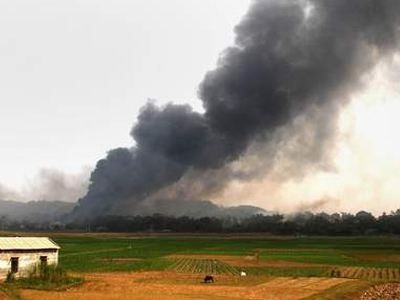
left=73, top=0, right=400, bottom=219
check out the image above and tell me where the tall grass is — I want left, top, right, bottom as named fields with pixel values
left=10, top=264, right=82, bottom=291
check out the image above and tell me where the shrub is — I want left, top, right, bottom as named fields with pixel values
left=12, top=264, right=82, bottom=290
left=28, top=264, right=68, bottom=284
left=5, top=271, right=15, bottom=283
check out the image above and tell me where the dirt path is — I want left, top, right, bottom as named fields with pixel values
left=60, top=247, right=128, bottom=257
left=19, top=272, right=350, bottom=300
left=0, top=289, right=10, bottom=300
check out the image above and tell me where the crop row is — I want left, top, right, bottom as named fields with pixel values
left=168, top=258, right=239, bottom=275
left=328, top=267, right=400, bottom=281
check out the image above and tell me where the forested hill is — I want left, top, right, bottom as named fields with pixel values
left=0, top=199, right=267, bottom=226
left=1, top=198, right=399, bottom=236
left=0, top=199, right=74, bottom=223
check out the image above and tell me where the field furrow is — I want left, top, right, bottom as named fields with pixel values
left=169, top=258, right=239, bottom=275
left=329, top=267, right=400, bottom=282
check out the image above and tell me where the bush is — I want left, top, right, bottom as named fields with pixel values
left=12, top=264, right=82, bottom=290
left=5, top=271, right=15, bottom=283
left=28, top=264, right=68, bottom=283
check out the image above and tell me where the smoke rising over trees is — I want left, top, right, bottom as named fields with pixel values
left=73, top=0, right=400, bottom=220
left=3, top=207, right=400, bottom=236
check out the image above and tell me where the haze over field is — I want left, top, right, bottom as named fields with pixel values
left=1, top=0, right=400, bottom=218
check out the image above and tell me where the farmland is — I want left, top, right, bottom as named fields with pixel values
left=54, top=235, right=400, bottom=272
left=2, top=235, right=400, bottom=299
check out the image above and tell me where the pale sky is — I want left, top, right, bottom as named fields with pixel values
left=0, top=0, right=250, bottom=189
left=1, top=1, right=400, bottom=215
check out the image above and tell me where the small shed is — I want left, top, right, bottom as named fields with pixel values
left=0, top=237, right=60, bottom=279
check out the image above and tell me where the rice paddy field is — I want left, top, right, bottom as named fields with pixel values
left=3, top=234, right=400, bottom=299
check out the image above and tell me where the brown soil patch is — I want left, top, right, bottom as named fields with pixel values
left=18, top=272, right=350, bottom=300
left=168, top=254, right=320, bottom=268
left=0, top=291, right=8, bottom=300
left=355, top=254, right=400, bottom=262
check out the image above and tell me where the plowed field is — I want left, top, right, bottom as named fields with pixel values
left=328, top=267, right=400, bottom=281
left=167, top=258, right=240, bottom=275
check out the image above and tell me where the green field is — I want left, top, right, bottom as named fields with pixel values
left=53, top=235, right=400, bottom=281
left=1, top=235, right=399, bottom=299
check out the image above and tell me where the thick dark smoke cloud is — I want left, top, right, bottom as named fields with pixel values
left=73, top=0, right=400, bottom=219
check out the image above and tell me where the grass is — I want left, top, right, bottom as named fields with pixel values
left=13, top=276, right=82, bottom=291
left=53, top=236, right=400, bottom=273
left=49, top=234, right=400, bottom=300
left=2, top=235, right=399, bottom=299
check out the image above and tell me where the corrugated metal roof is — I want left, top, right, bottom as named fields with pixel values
left=0, top=237, right=60, bottom=250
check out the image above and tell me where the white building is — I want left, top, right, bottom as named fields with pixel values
left=0, top=237, right=60, bottom=279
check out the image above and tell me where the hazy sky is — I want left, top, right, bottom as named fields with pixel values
left=0, top=0, right=250, bottom=189
left=214, top=60, right=400, bottom=215
left=1, top=0, right=400, bottom=215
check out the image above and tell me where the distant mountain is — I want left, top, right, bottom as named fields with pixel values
left=222, top=205, right=269, bottom=218
left=1, top=198, right=268, bottom=224
left=0, top=199, right=74, bottom=223
left=117, top=198, right=269, bottom=219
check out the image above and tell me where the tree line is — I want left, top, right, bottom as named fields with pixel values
left=2, top=209, right=400, bottom=235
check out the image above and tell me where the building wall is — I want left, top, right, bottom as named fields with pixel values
left=0, top=250, right=58, bottom=280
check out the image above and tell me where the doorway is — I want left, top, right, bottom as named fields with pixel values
left=11, top=257, right=18, bottom=273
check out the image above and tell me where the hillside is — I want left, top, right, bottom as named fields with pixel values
left=0, top=199, right=75, bottom=223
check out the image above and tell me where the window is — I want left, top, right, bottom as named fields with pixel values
left=11, top=257, right=18, bottom=273
left=40, top=256, right=48, bottom=267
